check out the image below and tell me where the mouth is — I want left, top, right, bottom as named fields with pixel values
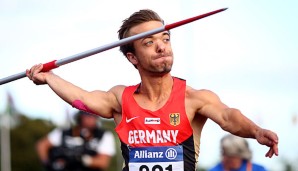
left=154, top=53, right=172, bottom=60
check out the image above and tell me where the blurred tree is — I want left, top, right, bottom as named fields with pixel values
left=9, top=114, right=55, bottom=171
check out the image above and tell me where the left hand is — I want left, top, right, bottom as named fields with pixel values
left=255, top=128, right=279, bottom=158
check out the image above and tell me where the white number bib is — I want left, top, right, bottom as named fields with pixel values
left=128, top=146, right=184, bottom=171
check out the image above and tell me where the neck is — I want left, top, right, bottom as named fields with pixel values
left=138, top=74, right=173, bottom=101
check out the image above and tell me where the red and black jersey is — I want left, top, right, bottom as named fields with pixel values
left=115, top=77, right=196, bottom=171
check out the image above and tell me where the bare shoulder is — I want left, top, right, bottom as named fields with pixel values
left=185, top=85, right=219, bottom=102
left=109, top=85, right=126, bottom=94
left=108, top=85, right=127, bottom=102
left=185, top=85, right=226, bottom=119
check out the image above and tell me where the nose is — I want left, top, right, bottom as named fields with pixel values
left=156, top=40, right=165, bottom=53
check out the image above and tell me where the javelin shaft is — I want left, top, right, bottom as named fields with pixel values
left=56, top=27, right=166, bottom=66
left=0, top=8, right=227, bottom=85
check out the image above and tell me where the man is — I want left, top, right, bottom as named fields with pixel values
left=209, top=134, right=267, bottom=171
left=27, top=9, right=278, bottom=171
left=36, top=110, right=116, bottom=171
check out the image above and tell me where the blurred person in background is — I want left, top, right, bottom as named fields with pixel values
left=36, top=110, right=116, bottom=171
left=208, top=134, right=267, bottom=171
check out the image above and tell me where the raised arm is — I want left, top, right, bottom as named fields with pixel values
left=26, top=64, right=122, bottom=118
left=193, top=89, right=279, bottom=158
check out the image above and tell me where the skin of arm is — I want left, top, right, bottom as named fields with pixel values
left=186, top=87, right=278, bottom=158
left=88, top=154, right=112, bottom=169
left=36, top=137, right=53, bottom=164
left=26, top=64, right=121, bottom=119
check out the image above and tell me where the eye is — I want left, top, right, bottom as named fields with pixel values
left=164, top=37, right=170, bottom=42
left=163, top=35, right=170, bottom=42
left=145, top=40, right=153, bottom=46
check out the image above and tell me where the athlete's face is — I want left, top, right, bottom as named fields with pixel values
left=127, top=21, right=174, bottom=75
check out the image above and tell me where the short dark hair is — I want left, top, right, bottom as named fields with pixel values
left=118, top=9, right=164, bottom=58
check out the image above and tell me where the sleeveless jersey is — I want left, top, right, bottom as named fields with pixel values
left=115, top=77, right=196, bottom=171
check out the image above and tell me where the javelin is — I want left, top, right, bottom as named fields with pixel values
left=0, top=8, right=227, bottom=85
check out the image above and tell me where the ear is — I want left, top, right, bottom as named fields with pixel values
left=126, top=52, right=138, bottom=65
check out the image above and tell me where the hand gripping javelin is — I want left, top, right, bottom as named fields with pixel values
left=0, top=8, right=227, bottom=85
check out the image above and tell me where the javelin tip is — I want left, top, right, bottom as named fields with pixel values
left=165, top=7, right=228, bottom=30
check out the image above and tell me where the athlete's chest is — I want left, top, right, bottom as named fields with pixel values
left=133, top=89, right=172, bottom=110
left=118, top=97, right=192, bottom=147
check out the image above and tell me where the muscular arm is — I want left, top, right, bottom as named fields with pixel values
left=26, top=64, right=122, bottom=118
left=205, top=105, right=260, bottom=138
left=189, top=88, right=278, bottom=157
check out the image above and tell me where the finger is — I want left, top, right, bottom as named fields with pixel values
left=30, top=64, right=42, bottom=77
left=265, top=149, right=270, bottom=157
left=36, top=63, right=43, bottom=70
left=26, top=69, right=32, bottom=80
left=265, top=148, right=273, bottom=158
left=273, top=143, right=279, bottom=156
left=33, top=64, right=43, bottom=75
left=26, top=69, right=29, bottom=77
left=31, top=64, right=39, bottom=73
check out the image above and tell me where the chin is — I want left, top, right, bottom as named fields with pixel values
left=160, top=67, right=172, bottom=74
left=150, top=68, right=171, bottom=76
